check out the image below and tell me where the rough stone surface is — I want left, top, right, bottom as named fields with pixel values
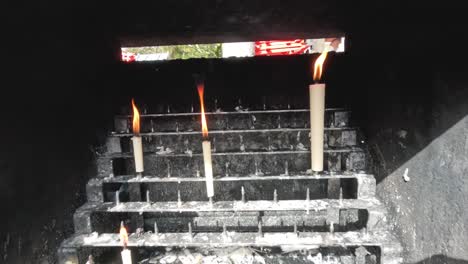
left=97, top=149, right=367, bottom=178
left=72, top=199, right=382, bottom=234
left=115, top=128, right=359, bottom=154
left=86, top=179, right=104, bottom=202
left=87, top=174, right=372, bottom=203
left=357, top=174, right=376, bottom=200
left=366, top=71, right=468, bottom=262
left=372, top=117, right=468, bottom=261
left=73, top=210, right=93, bottom=234
left=114, top=110, right=350, bottom=133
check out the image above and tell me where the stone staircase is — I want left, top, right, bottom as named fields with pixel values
left=58, top=106, right=402, bottom=263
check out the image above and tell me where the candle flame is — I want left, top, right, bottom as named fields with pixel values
left=131, top=98, right=140, bottom=134
left=197, top=83, right=209, bottom=139
left=120, top=222, right=129, bottom=248
left=313, top=48, right=328, bottom=82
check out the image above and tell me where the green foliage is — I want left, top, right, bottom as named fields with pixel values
left=124, top=44, right=222, bottom=60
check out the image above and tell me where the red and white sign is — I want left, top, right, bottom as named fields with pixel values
left=254, top=40, right=310, bottom=56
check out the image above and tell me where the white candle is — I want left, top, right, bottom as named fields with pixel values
left=132, top=136, right=144, bottom=173
left=197, top=80, right=215, bottom=200
left=202, top=140, right=214, bottom=198
left=131, top=99, right=144, bottom=174
left=121, top=249, right=132, bottom=264
left=309, top=83, right=325, bottom=171
left=309, top=48, right=328, bottom=172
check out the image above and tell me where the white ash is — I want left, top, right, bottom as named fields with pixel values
left=156, top=147, right=174, bottom=155
left=184, top=149, right=193, bottom=157
left=296, top=143, right=307, bottom=151
left=403, top=168, right=410, bottom=182
left=143, top=247, right=268, bottom=264
left=397, top=130, right=408, bottom=139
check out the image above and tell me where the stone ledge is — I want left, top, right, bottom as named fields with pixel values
left=86, top=173, right=376, bottom=202
left=96, top=148, right=367, bottom=177
left=105, top=128, right=360, bottom=155
left=59, top=231, right=401, bottom=264
left=73, top=198, right=388, bottom=234
left=114, top=109, right=350, bottom=133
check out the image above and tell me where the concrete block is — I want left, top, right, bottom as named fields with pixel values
left=86, top=179, right=104, bottom=202
left=334, top=111, right=349, bottom=127
left=73, top=210, right=93, bottom=234
left=357, top=174, right=376, bottom=199
left=105, top=137, right=122, bottom=153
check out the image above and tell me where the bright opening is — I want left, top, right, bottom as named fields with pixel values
left=121, top=37, right=345, bottom=62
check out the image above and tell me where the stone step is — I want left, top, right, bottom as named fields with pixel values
left=114, top=109, right=351, bottom=133
left=73, top=198, right=389, bottom=235
left=86, top=174, right=376, bottom=203
left=105, top=127, right=360, bottom=155
left=141, top=246, right=386, bottom=264
left=97, top=148, right=367, bottom=178
left=58, top=231, right=402, bottom=264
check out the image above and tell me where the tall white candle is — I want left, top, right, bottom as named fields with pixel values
left=309, top=83, right=325, bottom=171
left=132, top=136, right=144, bottom=173
left=309, top=48, right=328, bottom=172
left=202, top=140, right=214, bottom=197
left=131, top=99, right=144, bottom=175
left=197, top=80, right=215, bottom=200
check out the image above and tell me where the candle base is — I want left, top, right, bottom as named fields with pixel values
left=311, top=170, right=321, bottom=175
left=121, top=248, right=132, bottom=264
left=135, top=172, right=143, bottom=179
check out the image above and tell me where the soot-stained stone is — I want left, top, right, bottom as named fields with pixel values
left=77, top=209, right=371, bottom=234
left=333, top=111, right=349, bottom=127
left=357, top=174, right=376, bottom=199
left=327, top=178, right=341, bottom=198
left=367, top=209, right=389, bottom=231
left=114, top=110, right=349, bottom=133
left=57, top=247, right=80, bottom=264
left=327, top=152, right=342, bottom=172
left=116, top=128, right=358, bottom=154
left=342, top=130, right=357, bottom=147
left=105, top=137, right=122, bottom=153
left=86, top=179, right=104, bottom=202
left=345, top=151, right=367, bottom=171
left=142, top=179, right=328, bottom=202
left=73, top=210, right=93, bottom=234
left=100, top=149, right=365, bottom=177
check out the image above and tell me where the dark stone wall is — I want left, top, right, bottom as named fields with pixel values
left=2, top=1, right=121, bottom=263
left=355, top=55, right=468, bottom=263
left=2, top=0, right=468, bottom=263
left=343, top=4, right=468, bottom=263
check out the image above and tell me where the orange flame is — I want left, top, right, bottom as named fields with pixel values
left=119, top=222, right=129, bottom=248
left=313, top=48, right=328, bottom=82
left=131, top=98, right=140, bottom=134
left=197, top=83, right=209, bottom=139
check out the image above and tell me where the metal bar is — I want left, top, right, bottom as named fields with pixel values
left=61, top=230, right=400, bottom=248
left=78, top=199, right=381, bottom=214
left=112, top=127, right=358, bottom=137
left=102, top=148, right=364, bottom=158
left=98, top=173, right=373, bottom=182
left=115, top=108, right=348, bottom=118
